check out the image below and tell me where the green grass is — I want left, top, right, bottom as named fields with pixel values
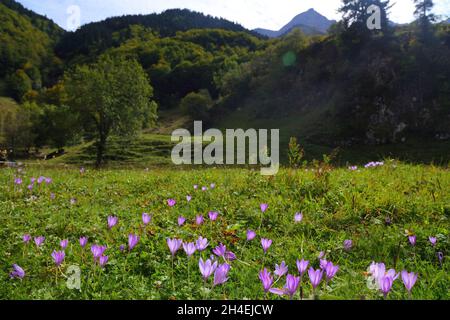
left=1, top=162, right=449, bottom=300
left=43, top=133, right=176, bottom=167
left=36, top=128, right=450, bottom=169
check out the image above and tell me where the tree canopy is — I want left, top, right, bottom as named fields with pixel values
left=64, top=55, right=157, bottom=165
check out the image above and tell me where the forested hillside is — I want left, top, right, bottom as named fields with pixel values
left=55, top=9, right=256, bottom=60
left=215, top=23, right=450, bottom=149
left=0, top=0, right=63, bottom=100
left=1, top=0, right=449, bottom=165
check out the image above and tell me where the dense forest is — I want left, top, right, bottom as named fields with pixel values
left=0, top=0, right=449, bottom=164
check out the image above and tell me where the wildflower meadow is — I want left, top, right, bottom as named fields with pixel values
left=1, top=161, right=449, bottom=300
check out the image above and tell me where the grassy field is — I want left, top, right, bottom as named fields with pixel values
left=1, top=162, right=449, bottom=300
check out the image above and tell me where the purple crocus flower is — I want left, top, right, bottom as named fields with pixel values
left=142, top=213, right=151, bottom=225
left=294, top=212, right=303, bottom=223
left=259, top=268, right=273, bottom=293
left=214, top=263, right=230, bottom=286
left=324, top=262, right=339, bottom=281
left=213, top=243, right=227, bottom=257
left=208, top=211, right=219, bottom=221
left=369, top=262, right=399, bottom=286
left=269, top=287, right=286, bottom=296
left=70, top=198, right=77, bottom=205
left=210, top=183, right=216, bottom=189
left=195, top=236, right=209, bottom=251
left=37, top=176, right=45, bottom=184
left=348, top=166, right=358, bottom=171
left=225, top=251, right=237, bottom=261
left=260, top=203, right=268, bottom=213
left=99, top=255, right=109, bottom=268
left=261, top=238, right=272, bottom=253
left=379, top=275, right=394, bottom=298
left=343, top=239, right=353, bottom=251
left=51, top=250, right=65, bottom=266
left=79, top=237, right=88, bottom=248
left=91, top=245, right=107, bottom=260
left=369, top=262, right=385, bottom=280
left=199, top=258, right=217, bottom=280
left=22, top=234, right=31, bottom=243
left=178, top=216, right=186, bottom=226
left=437, top=252, right=444, bottom=265
left=195, top=215, right=204, bottom=225
left=80, top=167, right=85, bottom=174
left=401, top=271, right=418, bottom=293
left=30, top=177, right=36, bottom=184
left=50, top=193, right=55, bottom=200
left=167, top=238, right=182, bottom=256
left=318, top=251, right=325, bottom=259
left=201, top=186, right=207, bottom=191
left=60, top=239, right=69, bottom=249
left=274, top=261, right=288, bottom=277
left=183, top=242, right=196, bottom=257
left=128, top=234, right=139, bottom=251
left=319, top=259, right=328, bottom=269
left=308, top=267, right=323, bottom=289
left=385, top=217, right=392, bottom=225
left=9, top=264, right=25, bottom=279
left=34, top=236, right=45, bottom=247
left=365, top=161, right=384, bottom=168
left=247, top=230, right=256, bottom=241
left=27, top=184, right=33, bottom=191
left=119, top=244, right=125, bottom=252
left=194, top=185, right=198, bottom=190
left=167, top=199, right=176, bottom=207
left=186, top=195, right=192, bottom=202
left=386, top=269, right=400, bottom=280
left=296, top=259, right=309, bottom=276
left=429, top=237, right=437, bottom=246
left=107, top=216, right=118, bottom=229
left=14, top=178, right=23, bottom=185
left=370, top=266, right=398, bottom=287
left=408, top=235, right=416, bottom=246
left=285, top=274, right=300, bottom=298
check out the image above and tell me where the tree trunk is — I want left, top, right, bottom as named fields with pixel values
left=96, top=133, right=107, bottom=168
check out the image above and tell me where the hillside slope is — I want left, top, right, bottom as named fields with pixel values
left=56, top=9, right=257, bottom=60
left=0, top=0, right=63, bottom=98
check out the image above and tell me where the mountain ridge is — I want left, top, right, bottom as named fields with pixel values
left=254, top=8, right=336, bottom=37
left=1, top=0, right=64, bottom=40
left=55, top=8, right=260, bottom=59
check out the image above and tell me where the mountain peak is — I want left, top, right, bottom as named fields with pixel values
left=254, top=8, right=335, bottom=38
left=306, top=8, right=316, bottom=12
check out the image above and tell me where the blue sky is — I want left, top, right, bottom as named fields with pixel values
left=16, top=0, right=450, bottom=31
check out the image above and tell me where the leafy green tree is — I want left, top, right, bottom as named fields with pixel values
left=180, top=89, right=213, bottom=120
left=339, top=0, right=391, bottom=35
left=414, top=0, right=435, bottom=21
left=7, top=69, right=32, bottom=101
left=414, top=0, right=435, bottom=39
left=64, top=54, right=157, bottom=166
left=34, top=104, right=81, bottom=149
left=2, top=101, right=40, bottom=155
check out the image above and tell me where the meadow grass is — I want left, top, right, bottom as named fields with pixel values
left=0, top=162, right=449, bottom=299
